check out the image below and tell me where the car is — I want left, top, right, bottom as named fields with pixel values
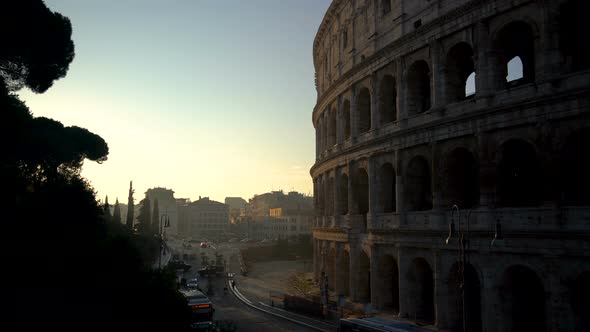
left=200, top=242, right=208, bottom=248
left=186, top=278, right=199, bottom=289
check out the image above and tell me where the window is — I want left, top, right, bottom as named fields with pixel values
left=382, top=0, right=391, bottom=16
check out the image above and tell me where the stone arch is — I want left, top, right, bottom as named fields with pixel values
left=338, top=173, right=349, bottom=215
left=342, top=99, right=351, bottom=140
left=379, top=75, right=397, bottom=124
left=559, top=0, right=590, bottom=71
left=329, top=107, right=337, bottom=147
left=493, top=21, right=536, bottom=87
left=354, top=167, right=369, bottom=225
left=378, top=163, right=396, bottom=213
left=407, top=60, right=431, bottom=115
left=357, top=250, right=371, bottom=303
left=407, top=257, right=435, bottom=325
left=499, top=265, right=546, bottom=332
left=444, top=148, right=479, bottom=208
left=447, top=262, right=482, bottom=332
left=337, top=249, right=350, bottom=296
left=357, top=87, right=371, bottom=133
left=445, top=42, right=475, bottom=102
left=497, top=139, right=540, bottom=207
left=406, top=156, right=432, bottom=211
left=571, top=271, right=590, bottom=332
left=562, top=128, right=590, bottom=205
left=327, top=247, right=336, bottom=291
left=378, top=254, right=399, bottom=312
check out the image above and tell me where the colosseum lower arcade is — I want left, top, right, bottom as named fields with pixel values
left=310, top=1, right=590, bottom=331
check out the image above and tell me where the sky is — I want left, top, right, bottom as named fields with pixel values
left=19, top=0, right=332, bottom=203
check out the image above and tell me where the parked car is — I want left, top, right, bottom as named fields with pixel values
left=186, top=278, right=199, bottom=289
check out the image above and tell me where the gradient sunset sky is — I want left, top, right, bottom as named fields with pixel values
left=19, top=0, right=331, bottom=203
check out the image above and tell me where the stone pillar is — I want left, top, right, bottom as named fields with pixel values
left=395, top=151, right=404, bottom=213
left=315, top=124, right=320, bottom=160
left=370, top=246, right=380, bottom=308
left=367, top=156, right=378, bottom=229
left=538, top=0, right=562, bottom=81
left=397, top=248, right=411, bottom=318
left=431, top=143, right=444, bottom=210
left=430, top=40, right=446, bottom=109
left=326, top=110, right=333, bottom=148
left=475, top=20, right=495, bottom=96
left=477, top=134, right=496, bottom=207
left=349, top=244, right=360, bottom=302
left=348, top=161, right=358, bottom=215
left=396, top=59, right=408, bottom=121
left=334, top=168, right=342, bottom=227
left=370, top=73, right=380, bottom=131
left=433, top=252, right=445, bottom=329
left=324, top=173, right=330, bottom=221
left=350, top=87, right=359, bottom=140
left=336, top=96, right=342, bottom=144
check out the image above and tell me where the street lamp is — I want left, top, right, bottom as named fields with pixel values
left=158, top=213, right=170, bottom=269
left=445, top=205, right=472, bottom=332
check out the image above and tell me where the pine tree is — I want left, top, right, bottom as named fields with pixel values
left=126, top=181, right=135, bottom=229
left=152, top=198, right=160, bottom=235
left=137, top=195, right=152, bottom=234
left=112, top=198, right=121, bottom=224
left=103, top=195, right=111, bottom=222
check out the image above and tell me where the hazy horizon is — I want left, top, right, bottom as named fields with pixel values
left=18, top=0, right=331, bottom=203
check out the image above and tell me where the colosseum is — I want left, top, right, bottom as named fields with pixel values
left=310, top=0, right=590, bottom=331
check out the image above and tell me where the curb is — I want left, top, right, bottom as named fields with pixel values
left=228, top=280, right=331, bottom=332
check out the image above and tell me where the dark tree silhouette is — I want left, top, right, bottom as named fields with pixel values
left=0, top=0, right=75, bottom=93
left=138, top=195, right=152, bottom=234
left=126, top=180, right=135, bottom=229
left=112, top=197, right=122, bottom=224
left=152, top=197, right=160, bottom=235
left=103, top=195, right=112, bottom=222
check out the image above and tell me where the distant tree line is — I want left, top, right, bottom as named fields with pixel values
left=0, top=1, right=191, bottom=331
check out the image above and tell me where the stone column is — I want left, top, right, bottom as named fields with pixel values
left=395, top=151, right=404, bottom=214
left=396, top=59, right=408, bottom=122
left=431, top=143, right=444, bottom=210
left=430, top=40, right=446, bottom=109
left=370, top=246, right=380, bottom=308
left=397, top=248, right=412, bottom=319
left=350, top=87, right=359, bottom=140
left=349, top=244, right=360, bottom=302
left=367, top=156, right=378, bottom=229
left=477, top=134, right=496, bottom=207
left=348, top=161, right=358, bottom=215
left=336, top=96, right=342, bottom=144
left=538, top=0, right=562, bottom=80
left=370, top=73, right=380, bottom=131
left=475, top=20, right=495, bottom=96
left=315, top=123, right=320, bottom=160
left=334, top=168, right=342, bottom=227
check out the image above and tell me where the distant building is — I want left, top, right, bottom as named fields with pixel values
left=225, top=197, right=247, bottom=224
left=175, top=198, right=191, bottom=238
left=182, top=197, right=229, bottom=241
left=146, top=187, right=178, bottom=238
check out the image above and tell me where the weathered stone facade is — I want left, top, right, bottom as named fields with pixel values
left=310, top=1, right=590, bottom=331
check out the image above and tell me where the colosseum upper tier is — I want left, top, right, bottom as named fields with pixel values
left=310, top=0, right=590, bottom=331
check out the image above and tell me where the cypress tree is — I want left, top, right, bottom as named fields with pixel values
left=103, top=195, right=111, bottom=222
left=126, top=181, right=134, bottom=229
left=137, top=195, right=151, bottom=234
left=152, top=198, right=160, bottom=235
left=112, top=198, right=121, bottom=224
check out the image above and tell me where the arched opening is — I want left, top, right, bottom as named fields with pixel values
left=446, top=43, right=475, bottom=102
left=379, top=75, right=397, bottom=124
left=407, top=258, right=435, bottom=325
left=562, top=129, right=590, bottom=205
left=327, top=176, right=335, bottom=216
left=560, top=0, right=590, bottom=71
left=354, top=168, right=369, bottom=226
left=494, top=21, right=535, bottom=88
left=343, top=99, right=351, bottom=140
left=339, top=174, right=349, bottom=215
left=497, top=139, right=540, bottom=207
left=327, top=248, right=336, bottom=291
left=407, top=60, right=431, bottom=115
left=448, top=263, right=482, bottom=332
left=445, top=148, right=479, bottom=208
left=406, top=156, right=432, bottom=211
left=337, top=250, right=350, bottom=296
left=381, top=0, right=391, bottom=16
left=329, top=108, right=337, bottom=147
left=378, top=255, right=399, bottom=313
left=500, top=265, right=546, bottom=332
left=378, top=163, right=396, bottom=213
left=357, top=87, right=371, bottom=133
left=571, top=271, right=590, bottom=332
left=465, top=72, right=476, bottom=97
left=506, top=56, right=524, bottom=82
left=358, top=250, right=371, bottom=303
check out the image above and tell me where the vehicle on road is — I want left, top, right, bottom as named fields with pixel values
left=180, top=289, right=215, bottom=331
left=200, top=242, right=209, bottom=248
left=338, top=316, right=433, bottom=332
left=186, top=278, right=199, bottom=289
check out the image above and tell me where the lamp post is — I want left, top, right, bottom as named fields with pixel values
left=158, top=213, right=170, bottom=269
left=445, top=205, right=472, bottom=332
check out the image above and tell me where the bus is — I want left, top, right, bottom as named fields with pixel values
left=338, top=316, right=433, bottom=332
left=180, top=289, right=215, bottom=331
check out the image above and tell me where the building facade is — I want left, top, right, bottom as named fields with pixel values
left=181, top=197, right=229, bottom=241
left=146, top=187, right=179, bottom=238
left=311, top=1, right=590, bottom=331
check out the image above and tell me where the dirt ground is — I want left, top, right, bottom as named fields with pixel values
left=234, top=259, right=314, bottom=305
